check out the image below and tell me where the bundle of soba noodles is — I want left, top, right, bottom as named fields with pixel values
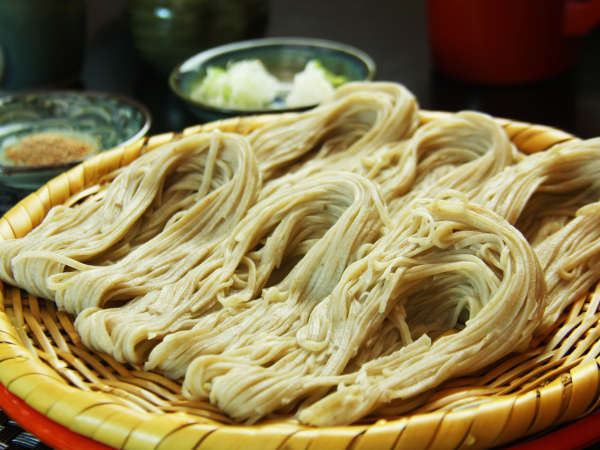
left=1, top=81, right=600, bottom=426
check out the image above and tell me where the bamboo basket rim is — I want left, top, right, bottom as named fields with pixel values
left=0, top=110, right=597, bottom=450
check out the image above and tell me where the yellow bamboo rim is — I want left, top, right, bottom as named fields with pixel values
left=0, top=111, right=593, bottom=450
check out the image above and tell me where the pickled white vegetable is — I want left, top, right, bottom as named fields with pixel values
left=191, top=60, right=281, bottom=109
left=287, top=60, right=336, bottom=107
left=190, top=59, right=346, bottom=110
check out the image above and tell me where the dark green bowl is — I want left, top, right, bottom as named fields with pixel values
left=0, top=91, right=151, bottom=189
left=169, top=37, right=376, bottom=122
left=129, top=0, right=269, bottom=74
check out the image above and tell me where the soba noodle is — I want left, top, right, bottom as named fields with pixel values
left=1, top=82, right=600, bottom=426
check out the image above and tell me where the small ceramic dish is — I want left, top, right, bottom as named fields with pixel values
left=169, top=37, right=376, bottom=122
left=0, top=91, right=151, bottom=189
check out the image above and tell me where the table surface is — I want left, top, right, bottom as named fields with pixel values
left=0, top=1, right=599, bottom=448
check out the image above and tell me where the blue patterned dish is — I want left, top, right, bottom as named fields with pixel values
left=0, top=91, right=151, bottom=189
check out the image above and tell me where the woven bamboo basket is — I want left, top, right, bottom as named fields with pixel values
left=0, top=111, right=596, bottom=450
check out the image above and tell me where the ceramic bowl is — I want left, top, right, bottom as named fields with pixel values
left=169, top=37, right=376, bottom=122
left=129, top=0, right=269, bottom=73
left=0, top=91, right=151, bottom=189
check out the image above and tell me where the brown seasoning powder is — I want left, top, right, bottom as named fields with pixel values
left=6, top=132, right=95, bottom=166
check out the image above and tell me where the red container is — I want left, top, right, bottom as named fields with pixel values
left=427, top=0, right=600, bottom=84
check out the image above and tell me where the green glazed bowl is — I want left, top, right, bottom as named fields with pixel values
left=129, top=0, right=269, bottom=74
left=169, top=37, right=376, bottom=123
left=0, top=91, right=151, bottom=189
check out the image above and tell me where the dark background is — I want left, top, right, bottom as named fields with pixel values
left=3, top=0, right=600, bottom=218
left=82, top=0, right=600, bottom=138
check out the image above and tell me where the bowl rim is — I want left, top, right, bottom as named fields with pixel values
left=168, top=37, right=377, bottom=116
left=0, top=90, right=152, bottom=175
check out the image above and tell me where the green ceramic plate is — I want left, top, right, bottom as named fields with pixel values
left=0, top=91, right=151, bottom=189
